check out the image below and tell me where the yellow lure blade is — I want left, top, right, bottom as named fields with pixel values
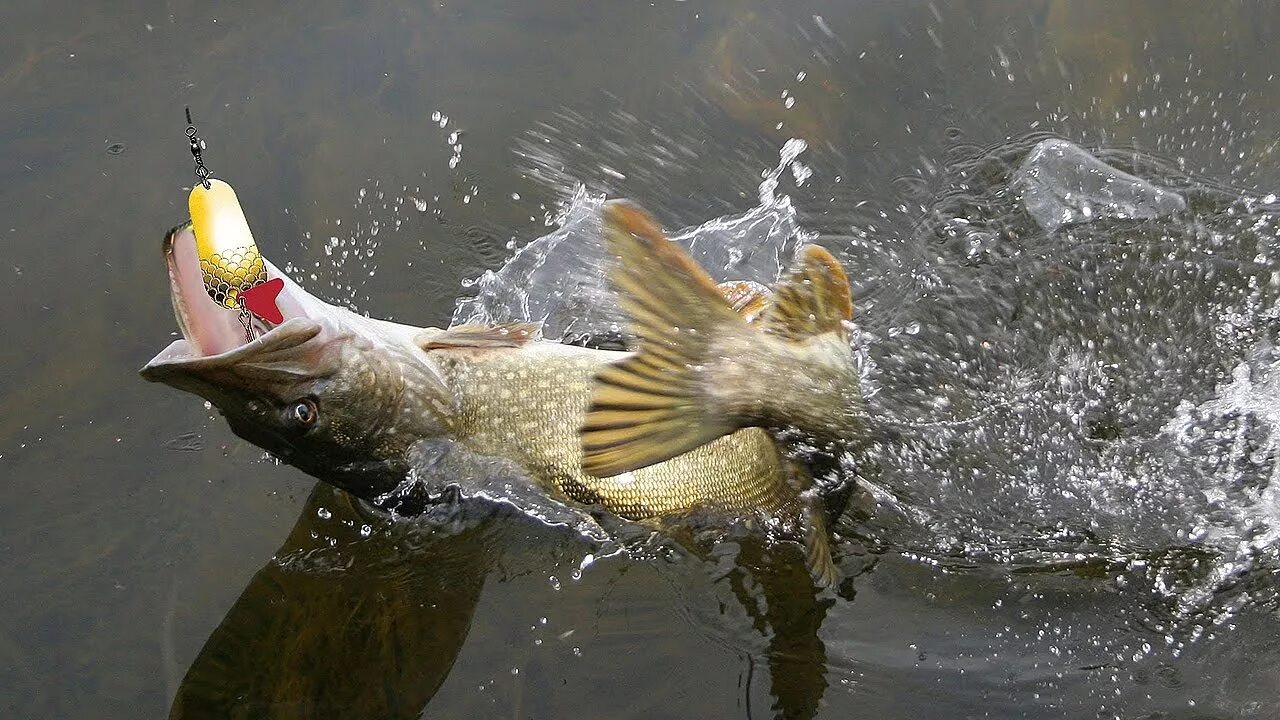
left=188, top=179, right=267, bottom=309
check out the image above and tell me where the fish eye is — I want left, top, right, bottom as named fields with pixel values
left=288, top=398, right=318, bottom=429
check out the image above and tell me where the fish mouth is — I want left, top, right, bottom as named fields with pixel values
left=140, top=223, right=319, bottom=381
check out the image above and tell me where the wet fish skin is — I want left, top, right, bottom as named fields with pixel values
left=422, top=337, right=804, bottom=520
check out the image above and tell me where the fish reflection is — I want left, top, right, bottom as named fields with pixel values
left=169, top=478, right=864, bottom=719
left=169, top=482, right=492, bottom=720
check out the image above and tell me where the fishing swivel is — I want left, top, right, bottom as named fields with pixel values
left=185, top=107, right=212, bottom=190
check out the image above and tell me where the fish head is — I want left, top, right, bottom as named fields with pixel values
left=141, top=223, right=452, bottom=502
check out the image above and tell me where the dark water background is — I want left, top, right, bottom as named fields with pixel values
left=5, top=1, right=1280, bottom=718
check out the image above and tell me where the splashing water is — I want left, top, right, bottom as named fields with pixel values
left=1015, top=138, right=1187, bottom=231
left=842, top=134, right=1280, bottom=623
left=281, top=118, right=1280, bottom=638
left=451, top=139, right=814, bottom=342
left=448, top=131, right=1280, bottom=625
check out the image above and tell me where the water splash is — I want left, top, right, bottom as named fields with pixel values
left=451, top=140, right=814, bottom=342
left=847, top=135, right=1280, bottom=623
left=1014, top=138, right=1187, bottom=231
left=283, top=109, right=469, bottom=315
left=446, top=131, right=1280, bottom=624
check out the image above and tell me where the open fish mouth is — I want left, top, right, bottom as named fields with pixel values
left=140, top=223, right=317, bottom=378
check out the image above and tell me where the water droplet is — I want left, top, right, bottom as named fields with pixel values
left=316, top=507, right=331, bottom=520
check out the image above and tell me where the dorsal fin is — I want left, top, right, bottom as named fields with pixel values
left=717, top=280, right=772, bottom=323
left=417, top=323, right=539, bottom=350
left=759, top=245, right=852, bottom=341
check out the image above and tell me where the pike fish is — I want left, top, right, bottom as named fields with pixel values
left=140, top=196, right=867, bottom=585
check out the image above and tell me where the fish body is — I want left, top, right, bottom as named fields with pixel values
left=142, top=190, right=865, bottom=585
left=426, top=339, right=801, bottom=519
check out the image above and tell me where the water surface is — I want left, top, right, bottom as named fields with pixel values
left=4, top=1, right=1280, bottom=718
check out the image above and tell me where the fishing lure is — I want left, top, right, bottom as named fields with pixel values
left=184, top=114, right=284, bottom=335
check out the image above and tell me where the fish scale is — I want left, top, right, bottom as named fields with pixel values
left=428, top=342, right=803, bottom=520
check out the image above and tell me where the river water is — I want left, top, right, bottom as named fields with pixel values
left=4, top=1, right=1280, bottom=718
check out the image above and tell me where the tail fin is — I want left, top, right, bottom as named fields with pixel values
left=580, top=200, right=858, bottom=478
left=579, top=201, right=744, bottom=478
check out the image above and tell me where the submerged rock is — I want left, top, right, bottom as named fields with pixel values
left=1013, top=138, right=1186, bottom=232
